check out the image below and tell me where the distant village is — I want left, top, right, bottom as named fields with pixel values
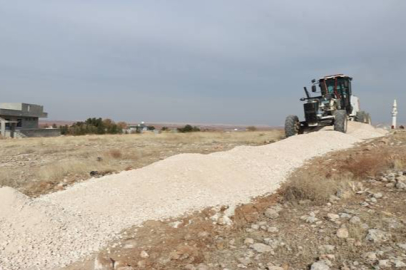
left=0, top=102, right=205, bottom=138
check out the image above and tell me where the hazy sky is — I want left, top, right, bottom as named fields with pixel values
left=1, top=0, right=405, bottom=125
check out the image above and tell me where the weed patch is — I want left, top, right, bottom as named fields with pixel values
left=108, top=149, right=122, bottom=159
left=280, top=173, right=351, bottom=205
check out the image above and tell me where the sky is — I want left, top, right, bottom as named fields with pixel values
left=0, top=0, right=405, bottom=126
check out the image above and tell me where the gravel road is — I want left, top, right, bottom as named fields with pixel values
left=0, top=122, right=386, bottom=270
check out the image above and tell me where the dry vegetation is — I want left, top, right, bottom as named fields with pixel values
left=281, top=173, right=351, bottom=205
left=280, top=131, right=406, bottom=205
left=0, top=130, right=283, bottom=197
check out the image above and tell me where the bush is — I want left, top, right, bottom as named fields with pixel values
left=247, top=126, right=257, bottom=131
left=60, top=125, right=69, bottom=135
left=178, top=124, right=200, bottom=133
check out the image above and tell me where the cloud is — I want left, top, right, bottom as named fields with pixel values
left=0, top=0, right=405, bottom=125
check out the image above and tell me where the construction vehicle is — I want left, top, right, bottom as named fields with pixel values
left=285, top=74, right=371, bottom=137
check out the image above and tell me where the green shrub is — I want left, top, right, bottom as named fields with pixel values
left=178, top=124, right=200, bottom=133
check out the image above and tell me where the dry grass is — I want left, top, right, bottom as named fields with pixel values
left=108, top=149, right=122, bottom=159
left=38, top=160, right=93, bottom=181
left=38, top=159, right=118, bottom=181
left=347, top=223, right=366, bottom=241
left=0, top=130, right=283, bottom=149
left=0, top=170, right=20, bottom=187
left=38, top=162, right=82, bottom=182
left=393, top=158, right=406, bottom=170
left=281, top=133, right=406, bottom=206
left=338, top=148, right=406, bottom=179
left=280, top=172, right=352, bottom=205
left=338, top=153, right=391, bottom=179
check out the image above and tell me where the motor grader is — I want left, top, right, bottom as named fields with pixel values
left=285, top=74, right=371, bottom=137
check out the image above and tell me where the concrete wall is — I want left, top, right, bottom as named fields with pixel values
left=0, top=103, right=47, bottom=118
left=0, top=103, right=23, bottom=110
left=19, top=129, right=61, bottom=138
left=21, top=104, right=44, bottom=115
left=0, top=118, right=5, bottom=137
left=0, top=116, right=40, bottom=129
left=21, top=118, right=39, bottom=129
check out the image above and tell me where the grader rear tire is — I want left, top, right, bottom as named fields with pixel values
left=355, top=111, right=366, bottom=123
left=366, top=113, right=372, bottom=124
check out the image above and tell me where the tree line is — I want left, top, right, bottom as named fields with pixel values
left=60, top=118, right=127, bottom=135
left=57, top=118, right=201, bottom=136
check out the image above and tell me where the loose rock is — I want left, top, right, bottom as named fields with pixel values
left=311, top=261, right=330, bottom=270
left=366, top=229, right=390, bottom=243
left=349, top=216, right=361, bottom=224
left=264, top=208, right=279, bottom=219
left=251, top=243, right=273, bottom=253
left=244, top=238, right=255, bottom=245
left=336, top=227, right=349, bottom=239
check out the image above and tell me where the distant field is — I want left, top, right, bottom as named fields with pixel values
left=0, top=130, right=283, bottom=197
left=39, top=120, right=280, bottom=131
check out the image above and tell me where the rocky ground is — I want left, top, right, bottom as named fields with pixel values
left=63, top=131, right=406, bottom=270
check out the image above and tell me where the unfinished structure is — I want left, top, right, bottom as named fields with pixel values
left=0, top=103, right=59, bottom=138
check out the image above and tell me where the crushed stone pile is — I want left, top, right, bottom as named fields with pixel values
left=345, top=121, right=388, bottom=139
left=0, top=122, right=386, bottom=270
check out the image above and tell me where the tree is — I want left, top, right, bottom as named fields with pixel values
left=60, top=125, right=69, bottom=135
left=117, top=122, right=128, bottom=129
left=178, top=124, right=200, bottom=133
left=103, top=118, right=113, bottom=128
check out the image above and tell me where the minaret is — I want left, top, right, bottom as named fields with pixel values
left=392, top=99, right=398, bottom=129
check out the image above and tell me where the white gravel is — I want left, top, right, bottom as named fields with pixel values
left=0, top=122, right=386, bottom=270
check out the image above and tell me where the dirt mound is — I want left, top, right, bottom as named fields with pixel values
left=0, top=124, right=386, bottom=270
